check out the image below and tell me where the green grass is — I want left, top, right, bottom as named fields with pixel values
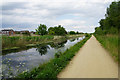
left=2, top=35, right=54, bottom=49
left=94, top=34, right=118, bottom=61
left=2, top=34, right=84, bottom=51
left=17, top=35, right=91, bottom=79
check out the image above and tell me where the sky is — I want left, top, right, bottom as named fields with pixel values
left=0, top=0, right=117, bottom=33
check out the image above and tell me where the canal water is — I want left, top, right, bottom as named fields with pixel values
left=1, top=36, right=85, bottom=78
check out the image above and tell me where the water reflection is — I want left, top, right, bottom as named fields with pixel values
left=2, top=47, right=34, bottom=55
left=36, top=44, right=50, bottom=56
left=70, top=39, right=76, bottom=42
left=77, top=38, right=79, bottom=40
left=1, top=36, right=85, bottom=79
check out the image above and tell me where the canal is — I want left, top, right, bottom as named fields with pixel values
left=1, top=36, right=85, bottom=78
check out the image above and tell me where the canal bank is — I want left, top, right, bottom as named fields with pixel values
left=2, top=34, right=83, bottom=55
left=16, top=35, right=91, bottom=79
left=2, top=35, right=87, bottom=79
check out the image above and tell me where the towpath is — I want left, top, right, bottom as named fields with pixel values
left=58, top=35, right=118, bottom=78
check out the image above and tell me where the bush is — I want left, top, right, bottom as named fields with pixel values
left=85, top=33, right=90, bottom=37
left=48, top=25, right=67, bottom=36
left=108, top=27, right=118, bottom=34
left=22, top=32, right=31, bottom=36
left=55, top=52, right=62, bottom=58
left=69, top=31, right=76, bottom=35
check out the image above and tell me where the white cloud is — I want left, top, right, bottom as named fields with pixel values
left=1, top=0, right=115, bottom=33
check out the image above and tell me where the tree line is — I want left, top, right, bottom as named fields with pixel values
left=35, top=24, right=83, bottom=36
left=95, top=1, right=120, bottom=35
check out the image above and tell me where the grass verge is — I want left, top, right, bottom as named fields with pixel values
left=16, top=35, right=91, bottom=79
left=94, top=34, right=118, bottom=61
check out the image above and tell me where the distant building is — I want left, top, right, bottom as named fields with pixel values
left=2, top=29, right=15, bottom=36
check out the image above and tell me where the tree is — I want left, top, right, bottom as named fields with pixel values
left=76, top=31, right=79, bottom=34
left=48, top=25, right=67, bottom=35
left=48, top=27, right=55, bottom=35
left=36, top=24, right=47, bottom=36
left=99, top=19, right=105, bottom=30
left=95, top=1, right=120, bottom=34
left=69, top=31, right=76, bottom=35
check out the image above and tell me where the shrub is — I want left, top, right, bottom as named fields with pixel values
left=69, top=31, right=76, bottom=35
left=85, top=33, right=90, bottom=37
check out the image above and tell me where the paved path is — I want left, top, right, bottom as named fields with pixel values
left=58, top=35, right=118, bottom=78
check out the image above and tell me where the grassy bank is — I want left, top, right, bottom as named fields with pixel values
left=94, top=34, right=118, bottom=61
left=2, top=34, right=84, bottom=51
left=17, top=34, right=91, bottom=79
left=2, top=35, right=54, bottom=50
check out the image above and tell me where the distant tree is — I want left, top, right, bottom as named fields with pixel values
left=76, top=31, right=79, bottom=34
left=48, top=25, right=67, bottom=35
left=69, top=31, right=76, bottom=35
left=48, top=27, right=55, bottom=35
left=36, top=24, right=47, bottom=36
left=56, top=25, right=67, bottom=35
left=22, top=31, right=31, bottom=36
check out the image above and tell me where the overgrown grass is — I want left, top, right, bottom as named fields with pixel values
left=2, top=34, right=84, bottom=50
left=17, top=35, right=91, bottom=79
left=94, top=34, right=118, bottom=61
left=2, top=35, right=54, bottom=49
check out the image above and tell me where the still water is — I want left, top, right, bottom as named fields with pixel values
left=1, top=36, right=85, bottom=78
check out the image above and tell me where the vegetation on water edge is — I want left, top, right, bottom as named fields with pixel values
left=94, top=34, right=118, bottom=61
left=17, top=34, right=91, bottom=79
left=2, top=35, right=54, bottom=50
left=2, top=34, right=84, bottom=52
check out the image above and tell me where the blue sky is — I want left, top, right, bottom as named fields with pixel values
left=0, top=0, right=117, bottom=33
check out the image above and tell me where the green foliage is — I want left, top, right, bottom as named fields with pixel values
left=76, top=31, right=79, bottom=34
left=17, top=35, right=91, bottom=79
left=22, top=31, right=31, bottom=36
left=94, top=34, right=118, bottom=61
left=15, top=32, right=20, bottom=34
left=108, top=27, right=118, bottom=34
left=95, top=27, right=106, bottom=35
left=2, top=35, right=54, bottom=49
left=69, top=31, right=76, bottom=35
left=94, top=1, right=119, bottom=62
left=55, top=51, right=62, bottom=58
left=48, top=25, right=67, bottom=35
left=95, top=1, right=119, bottom=35
left=36, top=24, right=48, bottom=36
left=85, top=33, right=90, bottom=37
left=69, top=31, right=83, bottom=35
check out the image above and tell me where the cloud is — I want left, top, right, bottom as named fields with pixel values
left=1, top=0, right=115, bottom=33
left=2, top=2, right=27, bottom=10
